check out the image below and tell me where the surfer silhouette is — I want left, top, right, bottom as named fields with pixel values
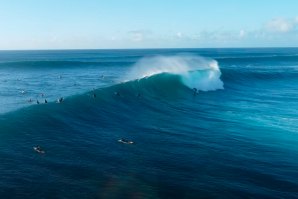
left=114, top=91, right=120, bottom=96
left=193, top=88, right=198, bottom=96
left=118, top=139, right=134, bottom=144
left=57, top=97, right=64, bottom=103
left=33, top=146, right=45, bottom=154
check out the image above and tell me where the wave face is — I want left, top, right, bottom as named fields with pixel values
left=1, top=49, right=298, bottom=199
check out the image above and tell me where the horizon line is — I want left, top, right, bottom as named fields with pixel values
left=0, top=47, right=298, bottom=51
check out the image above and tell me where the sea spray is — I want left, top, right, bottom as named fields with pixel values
left=124, top=55, right=224, bottom=91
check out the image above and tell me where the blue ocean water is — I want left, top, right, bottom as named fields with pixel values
left=0, top=48, right=298, bottom=198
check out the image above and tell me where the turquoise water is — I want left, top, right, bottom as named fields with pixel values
left=0, top=49, right=298, bottom=198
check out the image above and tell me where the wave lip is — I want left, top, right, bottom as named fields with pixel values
left=124, top=55, right=224, bottom=91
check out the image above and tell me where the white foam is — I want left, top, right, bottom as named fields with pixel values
left=125, top=55, right=224, bottom=91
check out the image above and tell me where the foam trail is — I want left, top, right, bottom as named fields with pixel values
left=125, top=55, right=224, bottom=91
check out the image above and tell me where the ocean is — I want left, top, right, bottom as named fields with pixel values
left=0, top=48, right=298, bottom=198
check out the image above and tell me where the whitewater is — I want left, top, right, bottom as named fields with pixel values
left=0, top=48, right=298, bottom=199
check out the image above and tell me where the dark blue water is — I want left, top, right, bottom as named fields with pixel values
left=0, top=48, right=298, bottom=198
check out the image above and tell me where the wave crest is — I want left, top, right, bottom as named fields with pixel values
left=124, top=55, right=224, bottom=91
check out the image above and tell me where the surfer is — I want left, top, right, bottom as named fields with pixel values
left=44, top=99, right=48, bottom=103
left=36, top=100, right=40, bottom=104
left=57, top=97, right=64, bottom=103
left=33, top=146, right=45, bottom=154
left=28, top=98, right=32, bottom=103
left=114, top=91, right=120, bottom=96
left=193, top=88, right=198, bottom=96
left=118, top=139, right=134, bottom=144
left=93, top=93, right=96, bottom=98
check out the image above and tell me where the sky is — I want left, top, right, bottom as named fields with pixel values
left=0, top=0, right=297, bottom=49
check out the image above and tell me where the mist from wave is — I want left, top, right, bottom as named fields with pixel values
left=124, top=55, right=224, bottom=91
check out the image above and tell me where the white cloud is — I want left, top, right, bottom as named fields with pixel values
left=129, top=31, right=143, bottom=42
left=199, top=31, right=241, bottom=43
left=128, top=30, right=152, bottom=42
left=266, top=18, right=294, bottom=33
left=176, top=32, right=183, bottom=38
left=239, top=30, right=246, bottom=38
left=110, top=36, right=117, bottom=41
left=84, top=16, right=298, bottom=48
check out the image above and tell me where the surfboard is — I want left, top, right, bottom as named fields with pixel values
left=33, top=147, right=45, bottom=154
left=118, top=139, right=134, bottom=144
